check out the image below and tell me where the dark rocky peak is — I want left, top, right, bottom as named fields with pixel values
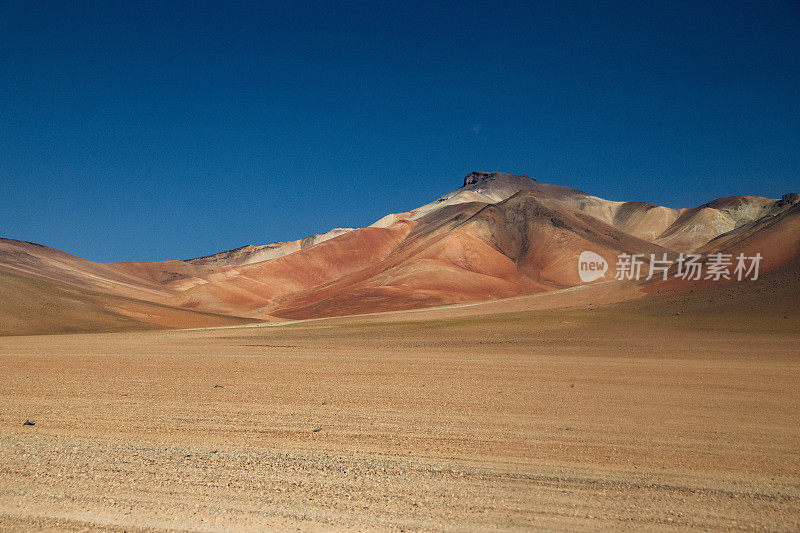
left=462, top=171, right=534, bottom=187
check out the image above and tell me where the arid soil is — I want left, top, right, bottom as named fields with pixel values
left=1, top=301, right=798, bottom=531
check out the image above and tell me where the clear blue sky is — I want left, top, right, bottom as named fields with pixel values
left=1, top=1, right=798, bottom=262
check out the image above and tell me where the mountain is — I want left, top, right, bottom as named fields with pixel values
left=0, top=264, right=255, bottom=336
left=185, top=227, right=355, bottom=267
left=0, top=238, right=172, bottom=302
left=1, top=172, right=798, bottom=333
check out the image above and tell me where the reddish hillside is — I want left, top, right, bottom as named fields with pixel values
left=2, top=172, right=797, bottom=331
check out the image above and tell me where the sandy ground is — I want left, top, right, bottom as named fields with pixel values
left=1, top=307, right=799, bottom=531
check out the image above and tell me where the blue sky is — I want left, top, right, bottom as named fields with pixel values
left=1, top=1, right=798, bottom=261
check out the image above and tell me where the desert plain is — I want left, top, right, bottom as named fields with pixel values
left=1, top=280, right=798, bottom=532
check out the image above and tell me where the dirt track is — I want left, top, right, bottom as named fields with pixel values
left=1, top=309, right=799, bottom=531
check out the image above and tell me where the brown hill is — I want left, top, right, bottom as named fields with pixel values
left=0, top=238, right=170, bottom=302
left=0, top=269, right=255, bottom=336
left=269, top=190, right=671, bottom=319
left=1, top=172, right=797, bottom=332
left=185, top=227, right=354, bottom=267
left=160, top=222, right=414, bottom=317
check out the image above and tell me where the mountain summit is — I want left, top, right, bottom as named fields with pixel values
left=461, top=172, right=538, bottom=197
left=457, top=171, right=587, bottom=203
left=462, top=171, right=534, bottom=187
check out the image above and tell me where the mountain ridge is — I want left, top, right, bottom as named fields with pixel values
left=1, top=171, right=798, bottom=332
